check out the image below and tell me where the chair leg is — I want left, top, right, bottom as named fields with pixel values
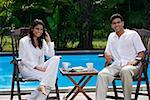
left=55, top=78, right=60, bottom=100
left=112, top=80, right=118, bottom=99
left=10, top=73, right=15, bottom=100
left=46, top=78, right=60, bottom=100
left=135, top=78, right=141, bottom=100
left=16, top=75, right=21, bottom=100
left=145, top=76, right=150, bottom=100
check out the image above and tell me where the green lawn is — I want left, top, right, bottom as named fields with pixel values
left=66, top=39, right=107, bottom=49
left=92, top=39, right=107, bottom=49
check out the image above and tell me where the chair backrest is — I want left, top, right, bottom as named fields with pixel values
left=10, top=27, right=29, bottom=81
left=133, top=29, right=150, bottom=75
left=133, top=29, right=150, bottom=62
left=11, top=27, right=29, bottom=58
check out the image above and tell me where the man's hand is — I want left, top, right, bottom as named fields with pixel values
left=128, top=51, right=144, bottom=66
left=127, top=60, right=138, bottom=66
left=104, top=54, right=112, bottom=66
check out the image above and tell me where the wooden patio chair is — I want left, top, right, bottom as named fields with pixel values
left=10, top=27, right=60, bottom=100
left=99, top=28, right=150, bottom=100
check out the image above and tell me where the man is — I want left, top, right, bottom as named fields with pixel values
left=96, top=13, right=146, bottom=100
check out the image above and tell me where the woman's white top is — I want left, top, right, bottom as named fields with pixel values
left=19, top=35, right=55, bottom=69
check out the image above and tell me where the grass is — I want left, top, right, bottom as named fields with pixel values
left=1, top=36, right=107, bottom=52
left=67, top=39, right=107, bottom=49
left=92, top=39, right=107, bottom=49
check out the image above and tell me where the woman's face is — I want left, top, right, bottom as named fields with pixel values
left=32, top=24, right=44, bottom=38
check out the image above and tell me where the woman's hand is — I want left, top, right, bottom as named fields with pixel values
left=34, top=66, right=46, bottom=72
left=45, top=31, right=51, bottom=43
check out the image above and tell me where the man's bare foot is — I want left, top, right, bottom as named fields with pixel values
left=37, top=85, right=48, bottom=96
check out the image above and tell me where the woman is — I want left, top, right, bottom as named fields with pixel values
left=19, top=19, right=60, bottom=100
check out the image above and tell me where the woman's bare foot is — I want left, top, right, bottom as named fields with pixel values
left=63, top=96, right=67, bottom=100
left=37, top=85, right=48, bottom=96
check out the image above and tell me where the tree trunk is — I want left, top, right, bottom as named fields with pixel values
left=77, top=0, right=93, bottom=49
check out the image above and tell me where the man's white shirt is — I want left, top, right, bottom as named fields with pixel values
left=105, top=29, right=146, bottom=67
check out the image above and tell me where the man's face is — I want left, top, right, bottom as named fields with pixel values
left=111, top=18, right=124, bottom=33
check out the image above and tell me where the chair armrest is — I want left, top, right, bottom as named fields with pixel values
left=98, top=54, right=104, bottom=57
left=45, top=55, right=62, bottom=61
left=133, top=57, right=142, bottom=66
left=10, top=57, right=22, bottom=64
left=16, top=57, right=22, bottom=61
left=57, top=55, right=62, bottom=59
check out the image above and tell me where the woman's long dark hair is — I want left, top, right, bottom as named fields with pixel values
left=29, top=19, right=45, bottom=49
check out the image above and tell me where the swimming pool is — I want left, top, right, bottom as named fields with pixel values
left=0, top=54, right=150, bottom=89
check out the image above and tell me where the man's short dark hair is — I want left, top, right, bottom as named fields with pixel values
left=110, top=13, right=124, bottom=23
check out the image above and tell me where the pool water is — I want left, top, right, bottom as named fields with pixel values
left=0, top=54, right=149, bottom=89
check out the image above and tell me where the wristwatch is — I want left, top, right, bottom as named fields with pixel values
left=133, top=57, right=142, bottom=66
left=135, top=57, right=142, bottom=61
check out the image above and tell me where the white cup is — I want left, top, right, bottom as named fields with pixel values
left=62, top=62, right=71, bottom=70
left=86, top=62, right=94, bottom=71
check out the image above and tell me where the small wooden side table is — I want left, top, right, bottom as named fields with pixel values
left=59, top=68, right=98, bottom=100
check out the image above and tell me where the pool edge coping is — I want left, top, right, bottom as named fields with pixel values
left=0, top=85, right=148, bottom=95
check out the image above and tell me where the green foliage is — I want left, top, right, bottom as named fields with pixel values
left=1, top=36, right=12, bottom=52
left=127, top=11, right=145, bottom=28
left=46, top=5, right=60, bottom=39
left=105, top=0, right=125, bottom=8
left=57, top=0, right=80, bottom=48
left=92, top=39, right=107, bottom=49
left=0, top=0, right=13, bottom=8
left=0, top=0, right=14, bottom=29
left=1, top=0, right=150, bottom=51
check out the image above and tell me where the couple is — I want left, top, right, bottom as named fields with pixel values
left=19, top=13, right=146, bottom=100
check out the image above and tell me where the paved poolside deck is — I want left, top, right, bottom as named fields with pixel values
left=0, top=91, right=149, bottom=100
left=0, top=85, right=149, bottom=100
